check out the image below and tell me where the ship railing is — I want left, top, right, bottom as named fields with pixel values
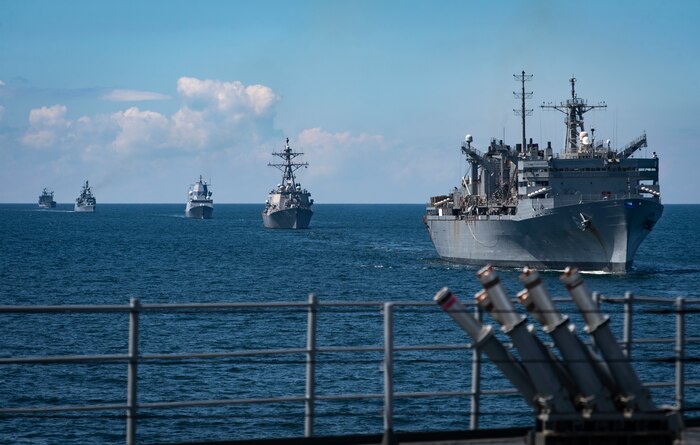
left=0, top=295, right=698, bottom=444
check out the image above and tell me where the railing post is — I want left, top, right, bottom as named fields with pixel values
left=126, top=298, right=140, bottom=445
left=675, top=297, right=685, bottom=414
left=623, top=292, right=634, bottom=358
left=470, top=304, right=481, bottom=430
left=382, top=303, right=397, bottom=445
left=304, top=294, right=317, bottom=437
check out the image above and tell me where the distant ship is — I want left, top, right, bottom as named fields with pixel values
left=424, top=74, right=662, bottom=273
left=185, top=175, right=213, bottom=219
left=74, top=180, right=96, bottom=212
left=262, top=138, right=314, bottom=229
left=38, top=188, right=56, bottom=209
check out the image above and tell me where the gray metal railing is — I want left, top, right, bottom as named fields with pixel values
left=0, top=294, right=699, bottom=444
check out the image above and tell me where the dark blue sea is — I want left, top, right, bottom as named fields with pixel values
left=1, top=203, right=699, bottom=444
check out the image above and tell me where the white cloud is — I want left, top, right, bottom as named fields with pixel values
left=22, top=105, right=70, bottom=148
left=20, top=77, right=280, bottom=156
left=111, top=107, right=171, bottom=154
left=102, top=89, right=171, bottom=102
left=296, top=127, right=385, bottom=177
left=177, top=77, right=278, bottom=116
left=0, top=80, right=5, bottom=87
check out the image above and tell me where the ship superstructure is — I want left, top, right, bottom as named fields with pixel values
left=38, top=188, right=56, bottom=209
left=74, top=180, right=96, bottom=212
left=424, top=74, right=662, bottom=273
left=262, top=138, right=314, bottom=229
left=185, top=176, right=213, bottom=219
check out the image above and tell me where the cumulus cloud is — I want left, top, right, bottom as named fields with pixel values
left=177, top=77, right=278, bottom=116
left=22, top=105, right=70, bottom=148
left=296, top=127, right=385, bottom=177
left=102, top=89, right=171, bottom=102
left=20, top=77, right=280, bottom=156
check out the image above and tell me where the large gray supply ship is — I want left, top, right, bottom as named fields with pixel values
left=74, top=180, right=96, bottom=212
left=424, top=74, right=662, bottom=273
left=262, top=138, right=314, bottom=229
left=38, top=188, right=56, bottom=208
left=185, top=175, right=213, bottom=219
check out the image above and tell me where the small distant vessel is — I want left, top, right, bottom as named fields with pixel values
left=262, top=138, right=314, bottom=229
left=74, top=181, right=96, bottom=212
left=38, top=188, right=56, bottom=209
left=185, top=175, right=213, bottom=219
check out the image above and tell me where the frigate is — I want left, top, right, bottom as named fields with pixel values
left=74, top=180, right=96, bottom=212
left=424, top=73, right=662, bottom=273
left=38, top=188, right=56, bottom=209
left=262, top=138, right=314, bottom=229
left=185, top=175, right=213, bottom=219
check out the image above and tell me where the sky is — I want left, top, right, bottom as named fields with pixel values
left=1, top=0, right=699, bottom=204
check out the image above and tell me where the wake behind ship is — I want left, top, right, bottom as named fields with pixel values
left=424, top=74, right=663, bottom=273
left=185, top=175, right=213, bottom=219
left=262, top=138, right=314, bottom=229
left=74, top=180, right=96, bottom=212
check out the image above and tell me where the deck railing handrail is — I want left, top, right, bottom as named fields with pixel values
left=0, top=295, right=698, bottom=444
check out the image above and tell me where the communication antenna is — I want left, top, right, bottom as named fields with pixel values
left=541, top=77, right=606, bottom=152
left=513, top=71, right=533, bottom=153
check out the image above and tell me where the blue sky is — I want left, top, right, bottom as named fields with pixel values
left=1, top=0, right=698, bottom=203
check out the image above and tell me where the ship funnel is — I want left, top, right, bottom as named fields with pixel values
left=518, top=268, right=617, bottom=414
left=476, top=266, right=576, bottom=414
left=434, top=288, right=539, bottom=408
left=560, top=267, right=657, bottom=413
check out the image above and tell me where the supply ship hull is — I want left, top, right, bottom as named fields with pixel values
left=425, top=74, right=663, bottom=274
left=426, top=198, right=663, bottom=273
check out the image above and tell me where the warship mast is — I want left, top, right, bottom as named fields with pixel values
left=513, top=71, right=533, bottom=153
left=268, top=138, right=308, bottom=188
left=541, top=77, right=606, bottom=155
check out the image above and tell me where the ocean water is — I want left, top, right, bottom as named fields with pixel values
left=1, top=203, right=699, bottom=444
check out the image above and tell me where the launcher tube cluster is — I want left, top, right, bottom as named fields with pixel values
left=434, top=265, right=667, bottom=422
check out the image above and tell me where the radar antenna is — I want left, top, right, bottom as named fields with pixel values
left=541, top=77, right=606, bottom=154
left=268, top=138, right=308, bottom=189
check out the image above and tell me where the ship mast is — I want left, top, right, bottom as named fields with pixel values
left=513, top=71, right=533, bottom=153
left=268, top=138, right=308, bottom=188
left=541, top=77, right=606, bottom=153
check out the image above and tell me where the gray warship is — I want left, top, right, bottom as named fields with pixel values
left=185, top=175, right=213, bottom=219
left=38, top=188, right=56, bottom=209
left=424, top=74, right=662, bottom=273
left=74, top=180, right=96, bottom=212
left=262, top=138, right=314, bottom=229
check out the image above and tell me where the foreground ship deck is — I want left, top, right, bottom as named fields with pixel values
left=425, top=74, right=662, bottom=273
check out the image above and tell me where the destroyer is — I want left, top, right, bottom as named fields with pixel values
left=424, top=74, right=662, bottom=273
left=185, top=175, right=213, bottom=219
left=74, top=180, right=96, bottom=212
left=262, top=138, right=313, bottom=229
left=38, top=188, right=56, bottom=209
